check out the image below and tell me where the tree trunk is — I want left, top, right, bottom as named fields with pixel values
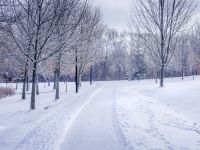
left=75, top=48, right=78, bottom=93
left=160, top=64, right=164, bottom=87
left=101, top=53, right=108, bottom=81
left=22, top=63, right=28, bottom=100
left=55, top=54, right=61, bottom=100
left=16, top=81, right=18, bottom=90
left=155, top=68, right=158, bottom=83
left=26, top=76, right=29, bottom=91
left=53, top=71, right=56, bottom=90
left=48, top=78, right=50, bottom=86
left=118, top=66, right=121, bottom=81
left=160, top=0, right=164, bottom=88
left=78, top=75, right=82, bottom=88
left=36, top=72, right=39, bottom=95
left=30, top=62, right=37, bottom=110
left=181, top=67, right=184, bottom=80
left=90, top=63, right=93, bottom=85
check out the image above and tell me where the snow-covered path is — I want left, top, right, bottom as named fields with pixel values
left=59, top=80, right=200, bottom=150
left=28, top=81, right=200, bottom=150
left=1, top=78, right=200, bottom=150
left=14, top=84, right=104, bottom=150
left=60, top=84, right=125, bottom=150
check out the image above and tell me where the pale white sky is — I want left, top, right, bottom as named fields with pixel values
left=94, top=1, right=200, bottom=32
left=94, top=0, right=132, bottom=32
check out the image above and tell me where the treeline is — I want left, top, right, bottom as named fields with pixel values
left=91, top=28, right=200, bottom=82
left=0, top=0, right=200, bottom=110
left=0, top=0, right=103, bottom=109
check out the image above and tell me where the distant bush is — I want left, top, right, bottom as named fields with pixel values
left=0, top=87, right=15, bottom=98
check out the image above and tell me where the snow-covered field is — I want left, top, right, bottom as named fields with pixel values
left=0, top=76, right=200, bottom=150
left=115, top=77, right=200, bottom=150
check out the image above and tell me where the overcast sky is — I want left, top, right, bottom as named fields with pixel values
left=94, top=0, right=132, bottom=32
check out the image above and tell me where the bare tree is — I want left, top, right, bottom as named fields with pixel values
left=73, top=6, right=102, bottom=92
left=129, top=32, right=147, bottom=81
left=190, top=24, right=200, bottom=79
left=176, top=35, right=190, bottom=79
left=53, top=1, right=88, bottom=99
left=101, top=29, right=118, bottom=80
left=130, top=0, right=196, bottom=87
left=4, top=0, right=85, bottom=109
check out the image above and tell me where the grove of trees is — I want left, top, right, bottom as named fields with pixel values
left=0, top=0, right=200, bottom=110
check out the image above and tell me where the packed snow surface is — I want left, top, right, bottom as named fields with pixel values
left=0, top=76, right=200, bottom=150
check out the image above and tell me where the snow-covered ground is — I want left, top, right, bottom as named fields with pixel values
left=0, top=76, right=200, bottom=150
left=115, top=77, right=200, bottom=150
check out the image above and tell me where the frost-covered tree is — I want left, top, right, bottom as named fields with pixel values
left=175, top=35, right=190, bottom=79
left=3, top=0, right=87, bottom=109
left=129, top=33, right=147, bottom=81
left=72, top=6, right=103, bottom=92
left=130, top=0, right=196, bottom=87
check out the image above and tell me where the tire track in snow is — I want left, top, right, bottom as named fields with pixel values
left=57, top=86, right=103, bottom=150
left=60, top=84, right=124, bottom=150
left=15, top=85, right=103, bottom=150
